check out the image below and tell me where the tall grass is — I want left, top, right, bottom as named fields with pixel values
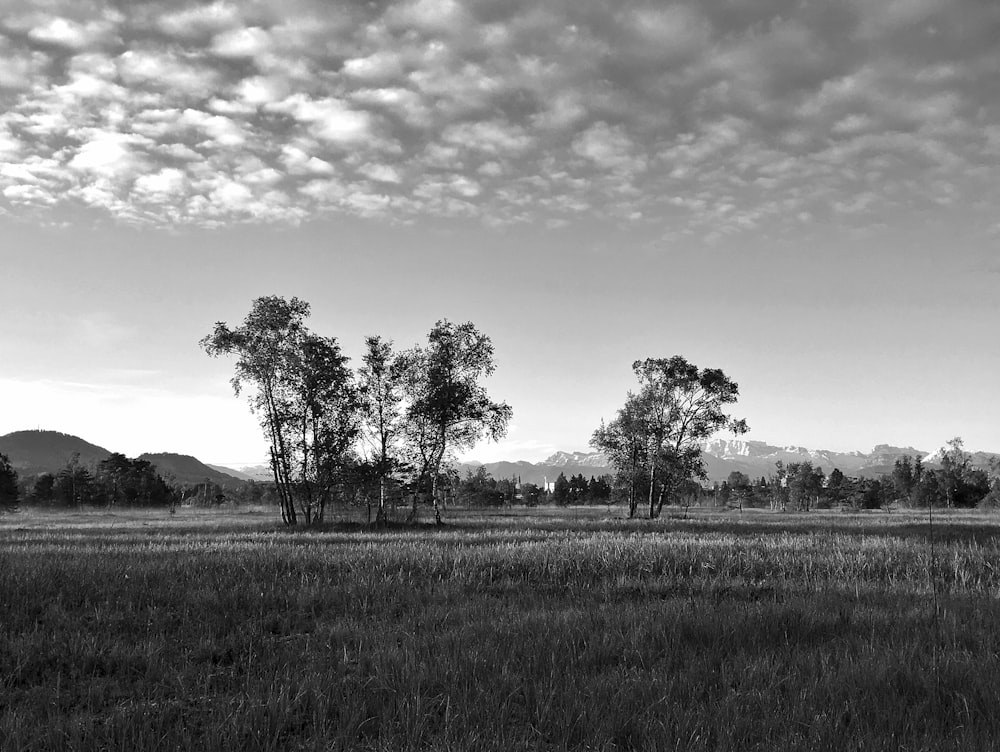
left=2, top=508, right=1000, bottom=750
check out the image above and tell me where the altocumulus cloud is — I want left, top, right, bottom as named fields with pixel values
left=1, top=0, right=999, bottom=238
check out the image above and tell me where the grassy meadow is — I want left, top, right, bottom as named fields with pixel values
left=2, top=505, right=1000, bottom=751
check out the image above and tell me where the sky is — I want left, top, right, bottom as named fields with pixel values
left=1, top=0, right=999, bottom=467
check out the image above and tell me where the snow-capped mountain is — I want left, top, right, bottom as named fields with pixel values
left=464, top=440, right=947, bottom=484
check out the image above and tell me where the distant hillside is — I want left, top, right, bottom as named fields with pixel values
left=137, top=453, right=247, bottom=486
left=207, top=464, right=257, bottom=481
left=0, top=430, right=111, bottom=476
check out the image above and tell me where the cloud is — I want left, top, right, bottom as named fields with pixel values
left=26, top=14, right=119, bottom=50
left=269, top=94, right=373, bottom=144
left=158, top=2, right=242, bottom=38
left=211, top=26, right=272, bottom=59
left=572, top=122, right=645, bottom=173
left=0, top=0, right=996, bottom=237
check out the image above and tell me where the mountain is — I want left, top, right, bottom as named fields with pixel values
left=543, top=451, right=613, bottom=468
left=461, top=441, right=954, bottom=485
left=0, top=430, right=111, bottom=476
left=137, top=453, right=248, bottom=486
left=207, top=464, right=257, bottom=481
left=222, top=464, right=274, bottom=482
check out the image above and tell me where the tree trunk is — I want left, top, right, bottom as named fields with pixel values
left=376, top=476, right=387, bottom=525
left=648, top=461, right=657, bottom=519
left=431, top=470, right=443, bottom=525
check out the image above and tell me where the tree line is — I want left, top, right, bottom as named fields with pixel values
left=708, top=439, right=1000, bottom=511
left=1, top=452, right=175, bottom=509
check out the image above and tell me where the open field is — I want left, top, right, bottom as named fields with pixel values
left=3, top=506, right=1000, bottom=751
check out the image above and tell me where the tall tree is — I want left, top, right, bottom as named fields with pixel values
left=605, top=356, right=747, bottom=518
left=200, top=296, right=358, bottom=525
left=400, top=320, right=512, bottom=524
left=358, top=336, right=406, bottom=524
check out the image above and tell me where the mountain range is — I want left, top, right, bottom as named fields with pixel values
left=1, top=430, right=997, bottom=487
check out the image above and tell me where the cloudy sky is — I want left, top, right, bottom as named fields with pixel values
left=1, top=0, right=999, bottom=466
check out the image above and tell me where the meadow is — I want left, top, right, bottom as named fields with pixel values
left=2, top=505, right=1000, bottom=751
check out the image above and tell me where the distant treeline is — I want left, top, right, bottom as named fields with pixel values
left=0, top=451, right=276, bottom=511
left=707, top=439, right=1000, bottom=511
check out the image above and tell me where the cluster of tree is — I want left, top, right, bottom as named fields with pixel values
left=21, top=452, right=176, bottom=507
left=550, top=472, right=613, bottom=505
left=201, top=296, right=511, bottom=526
left=710, top=439, right=1000, bottom=512
left=888, top=439, right=999, bottom=508
left=454, top=467, right=520, bottom=506
left=591, top=356, right=746, bottom=519
left=716, top=465, right=893, bottom=511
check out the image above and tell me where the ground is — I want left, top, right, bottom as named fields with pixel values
left=2, top=504, right=1000, bottom=751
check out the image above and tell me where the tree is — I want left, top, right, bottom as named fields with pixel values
left=891, top=456, right=917, bottom=503
left=31, top=473, right=55, bottom=504
left=200, top=296, right=359, bottom=525
left=0, top=453, right=18, bottom=511
left=54, top=454, right=97, bottom=507
left=937, top=437, right=989, bottom=507
left=95, top=454, right=173, bottom=507
left=826, top=468, right=847, bottom=507
left=591, top=399, right=646, bottom=517
left=587, top=475, right=612, bottom=504
left=552, top=472, right=571, bottom=505
left=787, top=462, right=824, bottom=511
left=399, top=320, right=512, bottom=524
left=597, top=356, right=747, bottom=519
left=358, top=335, right=407, bottom=524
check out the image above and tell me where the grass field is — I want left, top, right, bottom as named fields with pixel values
left=3, top=505, right=1000, bottom=751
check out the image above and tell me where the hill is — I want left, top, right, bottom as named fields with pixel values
left=137, top=453, right=248, bottom=486
left=0, top=430, right=111, bottom=476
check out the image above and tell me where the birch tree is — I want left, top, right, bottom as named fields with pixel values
left=400, top=320, right=512, bottom=524
left=200, top=296, right=357, bottom=526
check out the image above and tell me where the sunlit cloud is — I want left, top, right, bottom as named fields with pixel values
left=0, top=0, right=997, bottom=238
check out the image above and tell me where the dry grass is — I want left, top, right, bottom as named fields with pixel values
left=2, top=505, right=1000, bottom=750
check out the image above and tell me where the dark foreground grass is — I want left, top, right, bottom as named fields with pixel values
left=3, top=507, right=1000, bottom=751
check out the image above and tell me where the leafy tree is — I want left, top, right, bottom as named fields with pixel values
left=591, top=399, right=646, bottom=517
left=627, top=357, right=746, bottom=518
left=95, top=454, right=173, bottom=507
left=31, top=473, right=55, bottom=504
left=891, top=456, right=917, bottom=503
left=358, top=335, right=407, bottom=524
left=399, top=320, right=512, bottom=524
left=552, top=472, right=571, bottom=506
left=519, top=482, right=542, bottom=506
left=201, top=296, right=359, bottom=525
left=54, top=453, right=97, bottom=507
left=787, top=462, right=824, bottom=511
left=936, top=437, right=989, bottom=507
left=912, top=469, right=945, bottom=508
left=568, top=473, right=588, bottom=502
left=727, top=471, right=751, bottom=489
left=826, top=468, right=847, bottom=507
left=0, top=453, right=18, bottom=511
left=587, top=475, right=612, bottom=504
left=457, top=466, right=502, bottom=506
left=769, top=461, right=789, bottom=510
